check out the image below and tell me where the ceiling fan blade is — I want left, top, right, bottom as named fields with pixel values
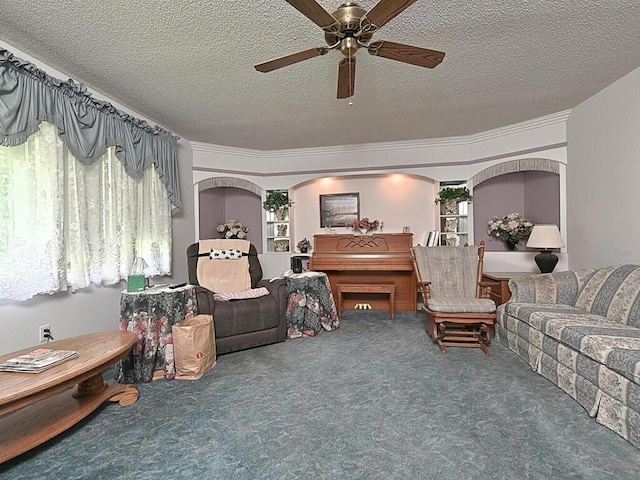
left=285, top=0, right=341, bottom=33
left=337, top=57, right=356, bottom=99
left=254, top=47, right=329, bottom=73
left=368, top=40, right=445, bottom=69
left=363, top=0, right=418, bottom=31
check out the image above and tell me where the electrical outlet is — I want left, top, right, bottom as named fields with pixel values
left=39, top=324, right=51, bottom=343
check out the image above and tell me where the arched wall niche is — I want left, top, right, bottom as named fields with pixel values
left=470, top=158, right=563, bottom=252
left=195, top=177, right=263, bottom=252
left=197, top=176, right=263, bottom=195
left=468, top=158, right=560, bottom=188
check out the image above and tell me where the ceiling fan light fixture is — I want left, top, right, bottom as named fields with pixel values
left=340, top=37, right=359, bottom=57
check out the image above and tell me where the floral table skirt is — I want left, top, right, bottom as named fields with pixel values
left=114, top=284, right=198, bottom=383
left=286, top=272, right=339, bottom=338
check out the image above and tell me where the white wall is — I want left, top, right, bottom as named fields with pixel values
left=292, top=174, right=437, bottom=247
left=567, top=65, right=640, bottom=268
left=0, top=43, right=195, bottom=355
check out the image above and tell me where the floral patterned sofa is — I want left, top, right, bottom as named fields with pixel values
left=495, top=265, right=640, bottom=448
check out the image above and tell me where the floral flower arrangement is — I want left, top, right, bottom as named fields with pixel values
left=216, top=219, right=249, bottom=239
left=352, top=217, right=380, bottom=233
left=487, top=213, right=534, bottom=248
left=296, top=237, right=311, bottom=251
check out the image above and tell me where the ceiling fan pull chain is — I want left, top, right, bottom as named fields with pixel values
left=348, top=50, right=354, bottom=106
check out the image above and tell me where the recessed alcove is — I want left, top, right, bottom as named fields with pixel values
left=196, top=178, right=263, bottom=253
left=290, top=173, right=438, bottom=246
left=473, top=171, right=560, bottom=251
left=469, top=158, right=563, bottom=266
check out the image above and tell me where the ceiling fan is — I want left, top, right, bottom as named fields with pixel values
left=254, top=0, right=445, bottom=99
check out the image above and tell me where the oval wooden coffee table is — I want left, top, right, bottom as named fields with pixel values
left=0, top=331, right=138, bottom=463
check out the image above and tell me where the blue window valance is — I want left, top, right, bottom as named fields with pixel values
left=0, top=48, right=181, bottom=213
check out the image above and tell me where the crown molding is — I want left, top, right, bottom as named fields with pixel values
left=191, top=135, right=469, bottom=159
left=192, top=142, right=567, bottom=179
left=190, top=110, right=571, bottom=161
left=467, top=110, right=571, bottom=144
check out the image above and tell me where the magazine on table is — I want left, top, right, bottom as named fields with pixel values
left=0, top=348, right=78, bottom=373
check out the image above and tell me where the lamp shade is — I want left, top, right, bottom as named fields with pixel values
left=526, top=225, right=565, bottom=249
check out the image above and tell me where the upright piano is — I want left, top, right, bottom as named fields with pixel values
left=309, top=233, right=417, bottom=315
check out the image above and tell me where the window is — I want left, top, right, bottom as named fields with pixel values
left=0, top=123, right=172, bottom=301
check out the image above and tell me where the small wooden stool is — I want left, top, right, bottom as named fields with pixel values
left=336, top=283, right=396, bottom=319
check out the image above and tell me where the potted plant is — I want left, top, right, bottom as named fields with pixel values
left=296, top=237, right=311, bottom=253
left=435, top=186, right=473, bottom=214
left=435, top=186, right=473, bottom=205
left=263, top=191, right=293, bottom=220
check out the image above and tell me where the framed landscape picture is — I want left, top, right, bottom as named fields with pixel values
left=319, top=193, right=360, bottom=227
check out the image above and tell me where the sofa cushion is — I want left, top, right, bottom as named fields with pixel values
left=574, top=265, right=640, bottom=327
left=504, top=302, right=587, bottom=327
left=507, top=269, right=595, bottom=305
left=573, top=330, right=640, bottom=383
left=509, top=304, right=640, bottom=383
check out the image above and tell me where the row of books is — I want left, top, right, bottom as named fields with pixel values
left=425, top=230, right=441, bottom=246
left=0, top=348, right=78, bottom=373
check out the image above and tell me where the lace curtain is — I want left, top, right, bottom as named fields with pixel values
left=0, top=48, right=181, bottom=213
left=0, top=123, right=172, bottom=301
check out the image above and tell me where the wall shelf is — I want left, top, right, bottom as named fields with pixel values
left=438, top=181, right=470, bottom=247
left=265, top=189, right=291, bottom=252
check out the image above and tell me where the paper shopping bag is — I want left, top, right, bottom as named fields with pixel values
left=173, top=314, right=216, bottom=380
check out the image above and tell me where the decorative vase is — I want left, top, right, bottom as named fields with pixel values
left=299, top=247, right=308, bottom=253
left=275, top=208, right=287, bottom=221
left=505, top=237, right=519, bottom=251
left=359, top=228, right=368, bottom=235
left=443, top=200, right=458, bottom=215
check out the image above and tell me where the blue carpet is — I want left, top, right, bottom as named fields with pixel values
left=2, top=310, right=639, bottom=479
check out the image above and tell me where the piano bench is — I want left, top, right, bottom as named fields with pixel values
left=336, top=283, right=396, bottom=320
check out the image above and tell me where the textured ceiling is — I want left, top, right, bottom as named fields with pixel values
left=1, top=0, right=640, bottom=150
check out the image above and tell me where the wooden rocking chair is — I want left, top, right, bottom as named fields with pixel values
left=410, top=242, right=496, bottom=355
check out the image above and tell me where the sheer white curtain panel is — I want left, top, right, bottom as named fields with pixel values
left=0, top=122, right=172, bottom=301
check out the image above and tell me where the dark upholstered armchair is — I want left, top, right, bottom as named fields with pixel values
left=187, top=242, right=287, bottom=354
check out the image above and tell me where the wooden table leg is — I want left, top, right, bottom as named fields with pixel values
left=73, top=373, right=108, bottom=398
left=390, top=292, right=396, bottom=320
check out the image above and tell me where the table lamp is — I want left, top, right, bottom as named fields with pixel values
left=526, top=224, right=565, bottom=273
